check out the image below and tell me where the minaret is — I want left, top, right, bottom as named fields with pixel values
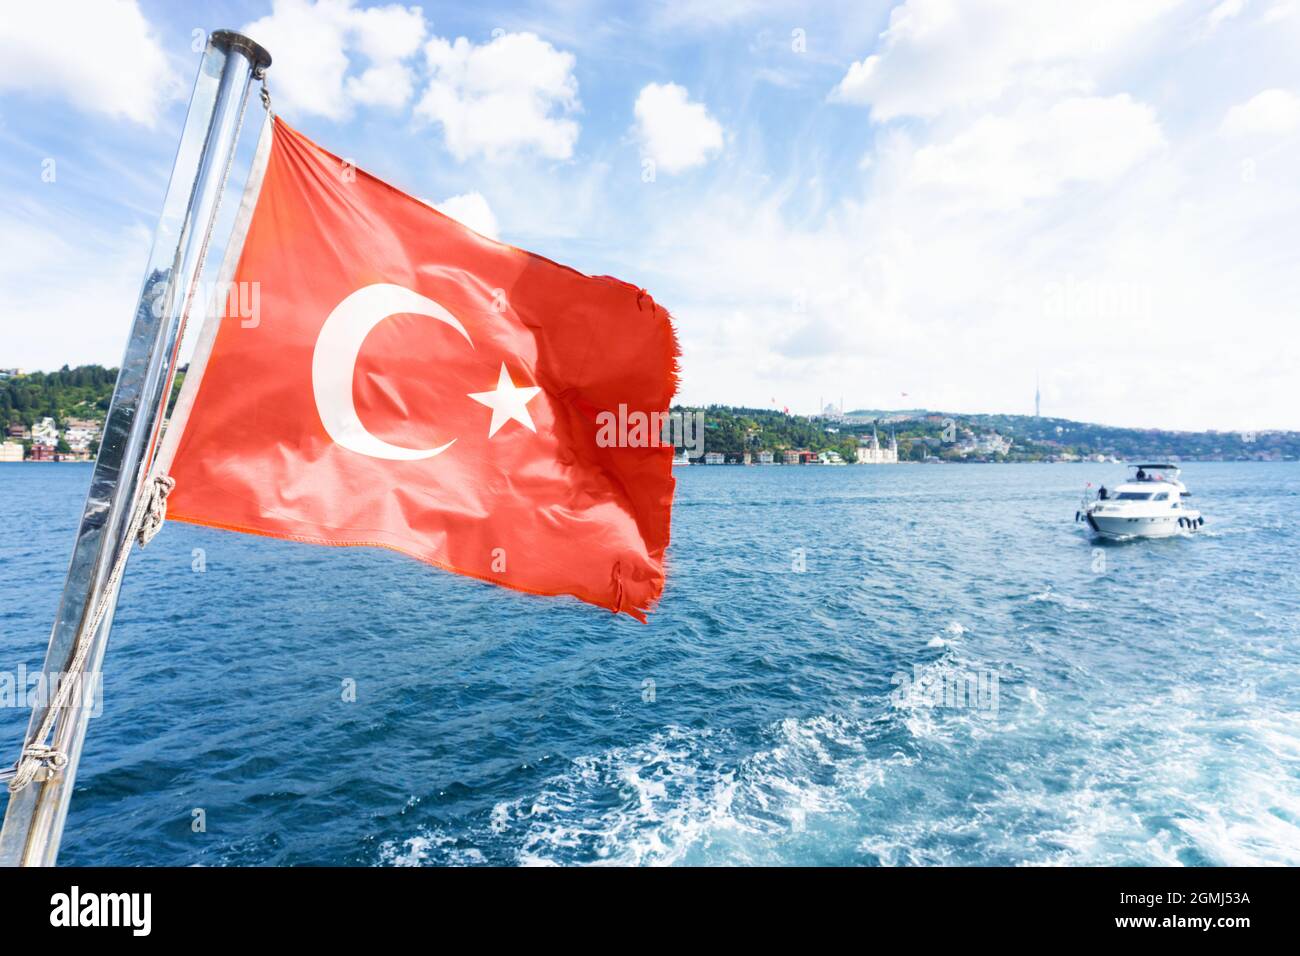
left=1035, top=374, right=1041, bottom=418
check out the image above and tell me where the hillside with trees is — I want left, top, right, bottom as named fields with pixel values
left=2, top=367, right=1294, bottom=463
left=2, top=364, right=186, bottom=432
left=0, top=365, right=115, bottom=429
left=676, top=405, right=1299, bottom=463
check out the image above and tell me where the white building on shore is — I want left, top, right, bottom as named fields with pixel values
left=857, top=426, right=899, bottom=464
left=62, top=417, right=101, bottom=453
left=31, top=417, right=58, bottom=448
left=958, top=432, right=1012, bottom=457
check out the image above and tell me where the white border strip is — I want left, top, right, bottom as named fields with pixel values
left=154, top=113, right=274, bottom=477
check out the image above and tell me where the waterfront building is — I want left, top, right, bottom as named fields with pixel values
left=856, top=426, right=899, bottom=464
left=31, top=417, right=58, bottom=448
left=64, top=420, right=101, bottom=452
left=957, top=432, right=1012, bottom=457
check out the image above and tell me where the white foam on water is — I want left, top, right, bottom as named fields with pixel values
left=1165, top=710, right=1300, bottom=866
left=494, top=726, right=742, bottom=866
left=1015, top=702, right=1300, bottom=866
left=488, top=715, right=902, bottom=866
left=888, top=645, right=1006, bottom=744
left=842, top=658, right=1300, bottom=868
left=1174, top=796, right=1300, bottom=867
left=378, top=829, right=487, bottom=867
left=377, top=683, right=1300, bottom=867
left=1026, top=586, right=1093, bottom=611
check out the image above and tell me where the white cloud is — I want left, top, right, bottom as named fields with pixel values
left=639, top=110, right=1300, bottom=431
left=349, top=3, right=428, bottom=61
left=833, top=55, right=882, bottom=107
left=1207, top=0, right=1248, bottom=31
left=908, top=96, right=1165, bottom=208
left=347, top=62, right=417, bottom=109
left=634, top=82, right=724, bottom=174
left=832, top=0, right=1181, bottom=120
left=764, top=0, right=1300, bottom=429
left=432, top=191, right=500, bottom=240
left=623, top=0, right=1300, bottom=433
left=0, top=210, right=152, bottom=370
left=243, top=0, right=427, bottom=120
left=415, top=32, right=580, bottom=161
left=0, top=0, right=179, bottom=125
left=1222, top=88, right=1300, bottom=135
left=1263, top=0, right=1299, bottom=22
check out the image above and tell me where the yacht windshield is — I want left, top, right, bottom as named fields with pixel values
left=1115, top=492, right=1154, bottom=500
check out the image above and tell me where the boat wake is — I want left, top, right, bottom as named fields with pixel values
left=376, top=674, right=1300, bottom=866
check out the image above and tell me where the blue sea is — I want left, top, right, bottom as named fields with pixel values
left=1, top=461, right=1297, bottom=866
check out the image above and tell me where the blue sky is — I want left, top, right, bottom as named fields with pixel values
left=2, top=0, right=1299, bottom=430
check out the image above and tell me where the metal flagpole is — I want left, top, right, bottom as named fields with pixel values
left=0, top=30, right=271, bottom=867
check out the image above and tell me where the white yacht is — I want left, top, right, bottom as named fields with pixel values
left=1077, top=464, right=1204, bottom=539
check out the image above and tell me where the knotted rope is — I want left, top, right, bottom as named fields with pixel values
left=257, top=67, right=272, bottom=115
left=6, top=474, right=175, bottom=793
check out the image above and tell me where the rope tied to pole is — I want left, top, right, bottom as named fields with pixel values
left=257, top=67, right=273, bottom=115
left=137, top=474, right=175, bottom=547
left=6, top=474, right=175, bottom=794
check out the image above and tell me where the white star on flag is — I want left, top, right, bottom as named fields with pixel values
left=468, top=363, right=543, bottom=438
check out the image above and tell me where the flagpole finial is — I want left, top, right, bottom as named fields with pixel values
left=210, top=29, right=272, bottom=73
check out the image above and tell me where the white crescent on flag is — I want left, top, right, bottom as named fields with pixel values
left=311, top=283, right=474, bottom=461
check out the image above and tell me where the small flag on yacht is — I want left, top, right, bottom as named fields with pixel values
left=163, top=118, right=678, bottom=620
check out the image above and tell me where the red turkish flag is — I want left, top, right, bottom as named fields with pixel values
left=165, top=119, right=678, bottom=620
